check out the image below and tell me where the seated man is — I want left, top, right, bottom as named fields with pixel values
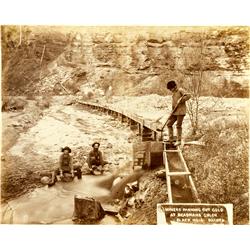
left=87, top=142, right=105, bottom=174
left=51, top=146, right=82, bottom=185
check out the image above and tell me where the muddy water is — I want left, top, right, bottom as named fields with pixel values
left=2, top=98, right=134, bottom=224
left=2, top=175, right=119, bottom=224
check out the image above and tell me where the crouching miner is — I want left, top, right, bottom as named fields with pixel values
left=51, top=146, right=82, bottom=184
left=87, top=142, right=106, bottom=174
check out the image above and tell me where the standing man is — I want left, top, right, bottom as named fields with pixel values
left=165, top=80, right=191, bottom=146
left=87, top=142, right=104, bottom=174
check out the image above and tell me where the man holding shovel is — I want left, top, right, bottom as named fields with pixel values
left=157, top=80, right=191, bottom=146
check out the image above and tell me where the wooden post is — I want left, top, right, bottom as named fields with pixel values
left=153, top=131, right=157, bottom=141
left=17, top=25, right=22, bottom=47
left=39, top=45, right=46, bottom=82
left=60, top=83, right=71, bottom=94
left=138, top=124, right=142, bottom=136
left=40, top=45, right=46, bottom=66
left=130, top=120, right=137, bottom=130
left=121, top=115, right=125, bottom=123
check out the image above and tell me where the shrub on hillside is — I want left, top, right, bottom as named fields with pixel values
left=87, top=91, right=94, bottom=99
left=35, top=96, right=51, bottom=109
left=183, top=118, right=249, bottom=224
left=2, top=96, right=28, bottom=111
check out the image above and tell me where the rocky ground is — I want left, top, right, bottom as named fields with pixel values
left=1, top=94, right=249, bottom=224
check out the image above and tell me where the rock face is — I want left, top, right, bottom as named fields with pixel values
left=2, top=26, right=249, bottom=97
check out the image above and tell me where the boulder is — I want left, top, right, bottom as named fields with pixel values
left=102, top=204, right=119, bottom=216
left=124, top=185, right=134, bottom=198
left=155, top=169, right=166, bottom=179
left=73, top=196, right=105, bottom=223
left=40, top=176, right=51, bottom=185
left=111, top=170, right=144, bottom=199
left=127, top=180, right=139, bottom=192
left=2, top=96, right=28, bottom=111
left=36, top=98, right=50, bottom=109
left=112, top=176, right=123, bottom=188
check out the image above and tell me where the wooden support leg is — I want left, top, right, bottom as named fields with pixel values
left=138, top=124, right=142, bottom=136
left=152, top=131, right=157, bottom=141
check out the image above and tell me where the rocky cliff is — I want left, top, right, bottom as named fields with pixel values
left=2, top=26, right=249, bottom=97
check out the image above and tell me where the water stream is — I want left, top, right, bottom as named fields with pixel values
left=2, top=174, right=120, bottom=224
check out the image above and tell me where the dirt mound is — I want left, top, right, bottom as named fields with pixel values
left=123, top=169, right=167, bottom=225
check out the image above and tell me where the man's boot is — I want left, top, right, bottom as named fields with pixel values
left=76, top=168, right=82, bottom=179
left=174, top=127, right=182, bottom=146
left=168, top=127, right=174, bottom=144
left=48, top=171, right=57, bottom=187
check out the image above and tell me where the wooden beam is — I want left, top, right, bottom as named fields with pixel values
left=138, top=124, right=142, bottom=136
left=184, top=141, right=205, bottom=146
left=167, top=171, right=191, bottom=176
left=163, top=151, right=173, bottom=203
left=164, top=149, right=181, bottom=153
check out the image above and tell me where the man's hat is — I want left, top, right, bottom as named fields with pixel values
left=92, top=142, right=100, bottom=148
left=61, top=146, right=72, bottom=153
left=166, top=80, right=176, bottom=90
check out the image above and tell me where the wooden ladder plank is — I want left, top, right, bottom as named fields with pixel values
left=164, top=149, right=180, bottom=153
left=167, top=171, right=191, bottom=176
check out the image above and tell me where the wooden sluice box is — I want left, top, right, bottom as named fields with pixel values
left=133, top=141, right=164, bottom=169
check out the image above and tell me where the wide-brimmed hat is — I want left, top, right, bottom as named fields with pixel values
left=61, top=146, right=72, bottom=153
left=92, top=142, right=100, bottom=148
left=166, top=80, right=176, bottom=90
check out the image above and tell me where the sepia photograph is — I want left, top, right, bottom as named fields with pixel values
left=1, top=25, right=249, bottom=226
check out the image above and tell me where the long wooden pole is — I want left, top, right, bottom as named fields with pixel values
left=18, top=25, right=22, bottom=47
left=163, top=149, right=173, bottom=203
left=39, top=45, right=46, bottom=82
left=40, top=45, right=46, bottom=66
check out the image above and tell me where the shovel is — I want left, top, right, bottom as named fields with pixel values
left=156, top=95, right=185, bottom=132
